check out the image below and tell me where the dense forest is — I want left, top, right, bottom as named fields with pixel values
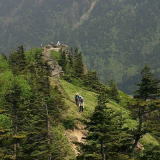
left=0, top=45, right=160, bottom=160
left=1, top=0, right=160, bottom=93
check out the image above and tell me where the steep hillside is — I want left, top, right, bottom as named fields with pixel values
left=73, top=0, right=160, bottom=93
left=47, top=46, right=159, bottom=157
left=60, top=79, right=159, bottom=155
left=0, top=45, right=159, bottom=159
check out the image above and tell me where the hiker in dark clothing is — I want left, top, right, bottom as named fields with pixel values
left=75, top=93, right=80, bottom=106
left=79, top=96, right=84, bottom=112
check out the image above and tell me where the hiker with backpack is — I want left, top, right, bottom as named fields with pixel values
left=74, top=94, right=84, bottom=112
left=78, top=95, right=84, bottom=112
left=75, top=93, right=80, bottom=106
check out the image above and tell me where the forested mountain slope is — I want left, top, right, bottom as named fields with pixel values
left=1, top=0, right=160, bottom=93
left=0, top=45, right=159, bottom=159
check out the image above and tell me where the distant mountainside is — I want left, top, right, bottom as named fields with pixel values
left=1, top=0, right=160, bottom=93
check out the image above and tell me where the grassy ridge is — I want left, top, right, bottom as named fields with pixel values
left=60, top=79, right=159, bottom=147
left=60, top=80, right=97, bottom=121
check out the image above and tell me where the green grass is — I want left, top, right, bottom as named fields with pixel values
left=59, top=79, right=159, bottom=147
left=60, top=79, right=137, bottom=130
left=107, top=100, right=137, bottom=130
left=141, top=133, right=160, bottom=146
left=50, top=51, right=61, bottom=61
left=119, top=90, right=133, bottom=106
left=60, top=80, right=97, bottom=120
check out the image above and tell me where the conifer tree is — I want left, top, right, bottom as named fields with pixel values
left=59, top=51, right=67, bottom=72
left=83, top=71, right=99, bottom=88
left=23, top=52, right=51, bottom=159
left=74, top=49, right=84, bottom=78
left=146, top=110, right=160, bottom=143
left=67, top=50, right=75, bottom=75
left=131, top=65, right=160, bottom=154
left=135, top=65, right=160, bottom=100
left=3, top=77, right=31, bottom=160
left=108, top=80, right=120, bottom=103
left=79, top=92, right=132, bottom=160
left=23, top=51, right=67, bottom=160
left=9, top=46, right=26, bottom=74
left=0, top=56, right=13, bottom=159
left=0, top=48, right=69, bottom=159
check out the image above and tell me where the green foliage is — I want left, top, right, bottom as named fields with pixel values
left=63, top=117, right=76, bottom=130
left=50, top=125, right=75, bottom=160
left=0, top=74, right=32, bottom=159
left=0, top=45, right=159, bottom=160
left=74, top=51, right=84, bottom=78
left=79, top=92, right=133, bottom=160
left=0, top=55, right=10, bottom=72
left=139, top=145, right=160, bottom=160
left=50, top=50, right=61, bottom=61
left=0, top=115, right=11, bottom=129
left=0, top=71, right=14, bottom=105
left=0, top=47, right=72, bottom=160
left=25, top=48, right=43, bottom=64
left=108, top=80, right=120, bottom=103
left=82, top=71, right=107, bottom=93
left=59, top=51, right=68, bottom=72
left=60, top=80, right=97, bottom=119
left=9, top=45, right=26, bottom=74
left=129, top=66, right=160, bottom=158
left=135, top=66, right=160, bottom=100
left=57, top=48, right=85, bottom=80
left=145, top=110, right=160, bottom=143
left=141, top=134, right=159, bottom=146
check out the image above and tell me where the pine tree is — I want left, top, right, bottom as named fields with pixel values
left=22, top=52, right=51, bottom=159
left=9, top=46, right=26, bottom=74
left=108, top=80, right=120, bottom=103
left=59, top=51, right=67, bottom=72
left=0, top=114, right=12, bottom=159
left=74, top=49, right=84, bottom=78
left=22, top=51, right=67, bottom=159
left=135, top=65, right=160, bottom=100
left=131, top=65, right=160, bottom=155
left=83, top=71, right=99, bottom=89
left=79, top=92, right=132, bottom=160
left=146, top=110, right=160, bottom=143
left=3, top=77, right=31, bottom=160
left=67, top=50, right=75, bottom=75
left=0, top=48, right=70, bottom=159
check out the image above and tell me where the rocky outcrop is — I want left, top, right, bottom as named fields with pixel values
left=42, top=47, right=63, bottom=78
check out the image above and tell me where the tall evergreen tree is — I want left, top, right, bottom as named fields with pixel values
left=83, top=71, right=104, bottom=92
left=59, top=51, right=67, bottom=72
left=3, top=77, right=31, bottom=160
left=131, top=65, right=160, bottom=155
left=135, top=65, right=160, bottom=100
left=23, top=51, right=67, bottom=159
left=79, top=92, right=132, bottom=160
left=9, top=46, right=26, bottom=74
left=0, top=48, right=70, bottom=159
left=23, top=52, right=51, bottom=159
left=74, top=49, right=84, bottom=78
left=108, top=80, right=120, bottom=103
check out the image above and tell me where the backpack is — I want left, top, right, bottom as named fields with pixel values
left=79, top=96, right=84, bottom=103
